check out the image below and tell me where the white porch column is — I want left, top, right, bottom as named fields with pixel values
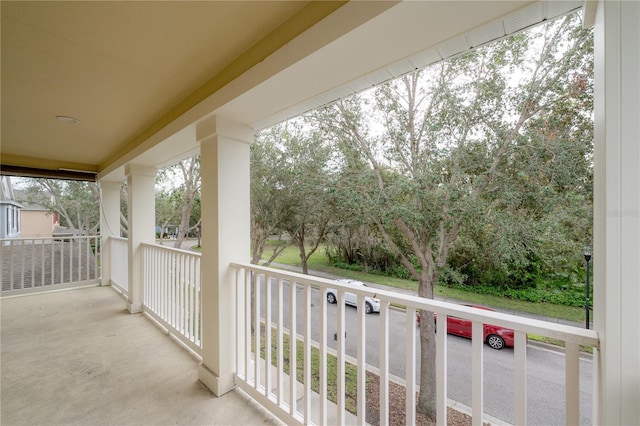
left=125, top=164, right=156, bottom=314
left=196, top=115, right=252, bottom=396
left=99, top=180, right=121, bottom=287
left=593, top=0, right=640, bottom=424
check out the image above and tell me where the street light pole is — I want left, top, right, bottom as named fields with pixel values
left=584, top=247, right=592, bottom=329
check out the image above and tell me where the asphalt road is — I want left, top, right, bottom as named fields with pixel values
left=257, top=279, right=593, bottom=425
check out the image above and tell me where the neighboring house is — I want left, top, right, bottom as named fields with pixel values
left=0, top=176, right=21, bottom=239
left=20, top=203, right=58, bottom=238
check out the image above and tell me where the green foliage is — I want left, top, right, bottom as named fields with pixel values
left=445, top=281, right=588, bottom=307
left=311, top=13, right=593, bottom=309
left=17, top=178, right=100, bottom=234
left=260, top=325, right=361, bottom=415
left=252, top=119, right=335, bottom=273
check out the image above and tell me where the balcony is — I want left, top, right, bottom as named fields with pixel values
left=1, top=237, right=599, bottom=425
left=0, top=285, right=279, bottom=425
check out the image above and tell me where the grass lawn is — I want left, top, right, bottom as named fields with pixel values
left=258, top=325, right=361, bottom=414
left=261, top=243, right=587, bottom=324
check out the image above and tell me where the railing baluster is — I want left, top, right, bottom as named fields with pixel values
left=152, top=246, right=156, bottom=308
left=164, top=249, right=169, bottom=323
left=319, top=286, right=327, bottom=425
left=191, top=255, right=196, bottom=341
left=189, top=255, right=193, bottom=340
left=182, top=253, right=187, bottom=334
left=50, top=239, right=54, bottom=287
left=10, top=240, right=16, bottom=290
left=142, top=246, right=147, bottom=306
left=234, top=268, right=241, bottom=377
left=185, top=254, right=189, bottom=337
left=195, top=256, right=201, bottom=346
left=303, top=284, right=311, bottom=422
left=0, top=242, right=4, bottom=291
left=165, top=249, right=170, bottom=322
left=357, top=295, right=367, bottom=426
left=245, top=271, right=252, bottom=384
left=565, top=342, right=580, bottom=426
left=336, top=290, right=346, bottom=425
left=379, top=300, right=390, bottom=426
left=40, top=241, right=45, bottom=287
left=151, top=246, right=156, bottom=307
left=175, top=251, right=179, bottom=329
left=254, top=272, right=261, bottom=391
left=276, top=278, right=284, bottom=407
left=30, top=240, right=35, bottom=288
left=20, top=240, right=25, bottom=289
left=235, top=267, right=245, bottom=380
left=405, top=306, right=416, bottom=426
left=149, top=246, right=154, bottom=315
left=472, top=321, right=484, bottom=426
left=58, top=240, right=62, bottom=285
left=289, top=280, right=297, bottom=416
left=69, top=238, right=74, bottom=283
left=180, top=253, right=186, bottom=334
left=514, top=331, right=528, bottom=425
left=171, top=250, right=175, bottom=325
left=436, top=310, right=448, bottom=426
left=85, top=237, right=90, bottom=281
left=265, top=275, right=273, bottom=398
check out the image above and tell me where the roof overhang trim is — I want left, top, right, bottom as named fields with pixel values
left=0, top=165, right=98, bottom=182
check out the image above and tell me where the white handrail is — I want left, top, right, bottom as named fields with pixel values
left=230, top=261, right=599, bottom=426
left=109, top=237, right=128, bottom=295
left=141, top=243, right=202, bottom=354
left=1, top=236, right=100, bottom=296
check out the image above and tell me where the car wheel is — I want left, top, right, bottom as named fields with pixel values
left=487, top=334, right=505, bottom=350
left=327, top=293, right=337, bottom=304
left=365, top=302, right=373, bottom=314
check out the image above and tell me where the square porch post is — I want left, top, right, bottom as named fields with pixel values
left=196, top=115, right=252, bottom=396
left=125, top=164, right=156, bottom=314
left=593, top=0, right=640, bottom=423
left=99, top=180, right=121, bottom=287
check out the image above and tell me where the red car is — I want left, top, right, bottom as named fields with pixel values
left=417, top=305, right=515, bottom=350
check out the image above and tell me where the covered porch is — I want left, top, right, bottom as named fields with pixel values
left=1, top=285, right=278, bottom=425
left=1, top=0, right=639, bottom=425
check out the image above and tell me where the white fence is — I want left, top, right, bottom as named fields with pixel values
left=109, top=237, right=129, bottom=295
left=1, top=236, right=100, bottom=296
left=231, top=262, right=599, bottom=426
left=142, top=243, right=202, bottom=354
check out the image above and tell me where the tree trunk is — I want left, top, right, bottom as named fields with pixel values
left=416, top=273, right=438, bottom=421
left=173, top=193, right=194, bottom=248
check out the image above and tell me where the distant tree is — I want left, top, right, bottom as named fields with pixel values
left=251, top=125, right=290, bottom=265
left=317, top=14, right=592, bottom=420
left=252, top=120, right=334, bottom=274
left=281, top=123, right=335, bottom=275
left=156, top=156, right=201, bottom=248
left=155, top=189, right=181, bottom=244
left=120, top=183, right=128, bottom=237
left=18, top=178, right=100, bottom=234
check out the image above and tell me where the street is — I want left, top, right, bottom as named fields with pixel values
left=257, top=279, right=593, bottom=425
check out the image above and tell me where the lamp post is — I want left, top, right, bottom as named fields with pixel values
left=584, top=246, right=592, bottom=329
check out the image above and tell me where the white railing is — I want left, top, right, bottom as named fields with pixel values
left=231, top=262, right=599, bottom=426
left=142, top=243, right=202, bottom=354
left=1, top=236, right=100, bottom=296
left=109, top=237, right=129, bottom=295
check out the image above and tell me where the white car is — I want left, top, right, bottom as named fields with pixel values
left=326, top=279, right=381, bottom=314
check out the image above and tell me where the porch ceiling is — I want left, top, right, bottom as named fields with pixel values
left=0, top=0, right=346, bottom=175
left=1, top=1, right=582, bottom=182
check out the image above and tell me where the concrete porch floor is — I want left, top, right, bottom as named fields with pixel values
left=1, top=285, right=281, bottom=426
